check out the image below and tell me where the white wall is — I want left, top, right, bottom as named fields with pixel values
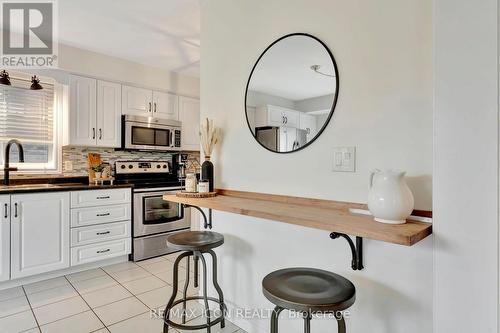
left=30, top=44, right=200, bottom=97
left=295, top=94, right=335, bottom=113
left=434, top=0, right=499, bottom=332
left=201, top=0, right=433, bottom=332
left=246, top=90, right=295, bottom=109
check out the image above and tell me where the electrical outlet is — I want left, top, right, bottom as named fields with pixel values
left=64, top=160, right=73, bottom=171
left=332, top=147, right=356, bottom=172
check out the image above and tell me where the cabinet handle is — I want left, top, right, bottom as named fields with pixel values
left=14, top=203, right=18, bottom=218
left=96, top=231, right=110, bottom=235
left=92, top=128, right=96, bottom=139
left=3, top=203, right=7, bottom=218
left=96, top=213, right=110, bottom=217
left=97, top=249, right=110, bottom=254
left=285, top=116, right=288, bottom=124
left=154, top=102, right=157, bottom=113
left=96, top=196, right=110, bottom=199
left=99, top=128, right=102, bottom=140
left=148, top=102, right=152, bottom=112
left=282, top=116, right=285, bottom=124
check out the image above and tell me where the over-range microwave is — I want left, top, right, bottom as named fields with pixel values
left=121, top=115, right=182, bottom=151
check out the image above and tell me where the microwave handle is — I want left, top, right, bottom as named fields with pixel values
left=170, top=131, right=174, bottom=147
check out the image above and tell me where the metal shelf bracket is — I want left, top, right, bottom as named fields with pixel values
left=330, top=232, right=364, bottom=270
left=183, top=204, right=212, bottom=229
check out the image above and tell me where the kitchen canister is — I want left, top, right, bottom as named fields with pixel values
left=185, top=173, right=197, bottom=193
left=367, top=169, right=414, bottom=224
left=198, top=179, right=210, bottom=193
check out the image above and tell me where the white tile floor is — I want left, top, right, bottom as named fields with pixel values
left=0, top=253, right=246, bottom=333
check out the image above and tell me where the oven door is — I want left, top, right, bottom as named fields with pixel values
left=124, top=120, right=181, bottom=151
left=133, top=189, right=190, bottom=237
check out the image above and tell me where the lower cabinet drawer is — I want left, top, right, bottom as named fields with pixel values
left=71, top=188, right=131, bottom=208
left=71, top=221, right=131, bottom=247
left=71, top=238, right=131, bottom=266
left=71, top=204, right=131, bottom=227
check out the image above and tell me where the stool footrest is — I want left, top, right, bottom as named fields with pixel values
left=164, top=296, right=226, bottom=331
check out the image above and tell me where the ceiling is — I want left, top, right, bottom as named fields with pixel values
left=248, top=35, right=337, bottom=101
left=57, top=0, right=200, bottom=77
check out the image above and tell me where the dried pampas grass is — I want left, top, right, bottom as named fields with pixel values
left=200, top=118, right=221, bottom=158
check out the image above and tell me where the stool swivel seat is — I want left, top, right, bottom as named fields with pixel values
left=262, top=268, right=356, bottom=333
left=163, top=231, right=226, bottom=333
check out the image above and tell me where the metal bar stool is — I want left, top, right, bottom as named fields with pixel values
left=262, top=268, right=356, bottom=333
left=163, top=231, right=226, bottom=333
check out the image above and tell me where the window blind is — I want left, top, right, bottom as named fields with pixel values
left=0, top=78, right=55, bottom=165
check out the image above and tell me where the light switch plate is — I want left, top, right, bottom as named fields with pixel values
left=332, top=147, right=356, bottom=172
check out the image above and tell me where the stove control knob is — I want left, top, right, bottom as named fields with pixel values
left=163, top=165, right=167, bottom=169
left=157, top=164, right=161, bottom=169
left=128, top=164, right=133, bottom=169
left=120, top=165, right=126, bottom=169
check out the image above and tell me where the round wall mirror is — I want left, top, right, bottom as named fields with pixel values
left=245, top=33, right=339, bottom=153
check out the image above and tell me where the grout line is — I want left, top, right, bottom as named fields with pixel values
left=21, top=285, right=42, bottom=332
left=103, top=259, right=204, bottom=328
left=64, top=276, right=108, bottom=331
left=0, top=295, right=35, bottom=319
left=13, top=256, right=220, bottom=333
left=101, top=269, right=154, bottom=311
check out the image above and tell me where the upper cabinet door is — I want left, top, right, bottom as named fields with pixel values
left=0, top=195, right=10, bottom=282
left=69, top=75, right=97, bottom=146
left=282, top=109, right=299, bottom=128
left=267, top=106, right=286, bottom=127
left=10, top=192, right=70, bottom=279
left=299, top=113, right=318, bottom=141
left=255, top=105, right=300, bottom=128
left=97, top=80, right=121, bottom=148
left=122, top=85, right=152, bottom=116
left=178, top=96, right=200, bottom=151
left=152, top=91, right=179, bottom=120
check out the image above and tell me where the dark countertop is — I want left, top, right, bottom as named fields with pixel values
left=0, top=176, right=133, bottom=194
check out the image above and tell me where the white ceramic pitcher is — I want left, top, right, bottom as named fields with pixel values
left=367, top=169, right=414, bottom=224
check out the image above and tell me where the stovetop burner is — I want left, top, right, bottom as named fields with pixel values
left=114, top=160, right=181, bottom=189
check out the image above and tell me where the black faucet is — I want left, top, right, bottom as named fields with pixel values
left=4, top=139, right=24, bottom=185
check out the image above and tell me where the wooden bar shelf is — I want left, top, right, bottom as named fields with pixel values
left=163, top=189, right=432, bottom=247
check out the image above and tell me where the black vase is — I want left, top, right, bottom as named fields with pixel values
left=201, top=158, right=214, bottom=192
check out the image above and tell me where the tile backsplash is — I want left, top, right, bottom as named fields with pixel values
left=62, top=147, right=201, bottom=176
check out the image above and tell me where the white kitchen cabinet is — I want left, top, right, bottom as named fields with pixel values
left=71, top=221, right=130, bottom=247
left=179, top=96, right=200, bottom=151
left=71, top=204, right=131, bottom=227
left=71, top=188, right=131, bottom=208
left=122, top=85, right=179, bottom=120
left=70, top=188, right=131, bottom=267
left=255, top=105, right=299, bottom=128
left=122, top=85, right=153, bottom=116
left=153, top=91, right=179, bottom=120
left=97, top=80, right=121, bottom=147
left=10, top=192, right=70, bottom=279
left=71, top=238, right=131, bottom=266
left=299, top=113, right=318, bottom=141
left=68, top=75, right=121, bottom=148
left=69, top=75, right=97, bottom=146
left=0, top=195, right=10, bottom=282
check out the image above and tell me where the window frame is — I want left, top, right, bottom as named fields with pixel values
left=0, top=72, right=62, bottom=174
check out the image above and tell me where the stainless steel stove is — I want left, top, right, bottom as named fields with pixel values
left=115, top=160, right=190, bottom=261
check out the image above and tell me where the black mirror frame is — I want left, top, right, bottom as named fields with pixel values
left=244, top=32, right=340, bottom=154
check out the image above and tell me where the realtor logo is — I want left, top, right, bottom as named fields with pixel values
left=1, top=1, right=58, bottom=67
